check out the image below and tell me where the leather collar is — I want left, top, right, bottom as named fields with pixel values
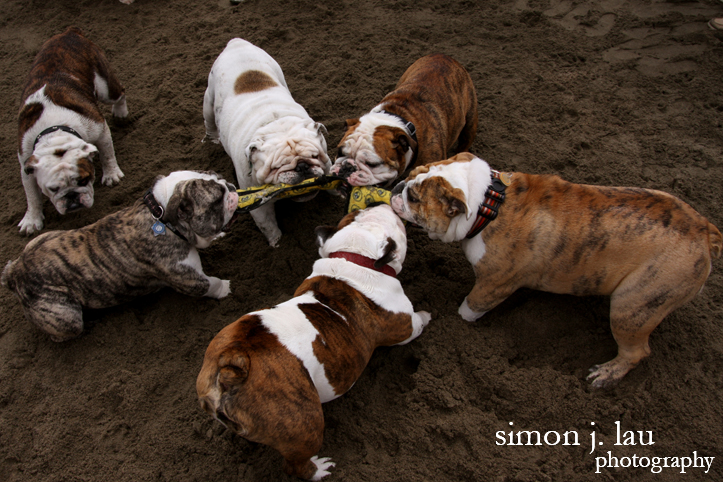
left=465, top=170, right=509, bottom=239
left=142, top=189, right=188, bottom=242
left=33, top=125, right=84, bottom=149
left=328, top=251, right=397, bottom=278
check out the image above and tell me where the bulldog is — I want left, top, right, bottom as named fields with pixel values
left=330, top=53, right=478, bottom=188
left=1, top=171, right=238, bottom=342
left=17, top=27, right=128, bottom=236
left=196, top=204, right=430, bottom=480
left=203, top=38, right=330, bottom=247
left=391, top=153, right=722, bottom=388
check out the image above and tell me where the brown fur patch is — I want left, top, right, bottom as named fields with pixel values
left=18, top=27, right=125, bottom=145
left=372, top=125, right=413, bottom=176
left=17, top=103, right=44, bottom=155
left=234, top=70, right=278, bottom=95
left=409, top=175, right=468, bottom=233
left=76, top=157, right=95, bottom=183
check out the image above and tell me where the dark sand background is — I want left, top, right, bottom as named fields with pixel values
left=1, top=0, right=722, bottom=480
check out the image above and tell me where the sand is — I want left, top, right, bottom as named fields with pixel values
left=1, top=0, right=722, bottom=480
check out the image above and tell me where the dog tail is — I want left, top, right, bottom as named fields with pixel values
left=218, top=349, right=250, bottom=387
left=1, top=260, right=16, bottom=290
left=708, top=222, right=722, bottom=259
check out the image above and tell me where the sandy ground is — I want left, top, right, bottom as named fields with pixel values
left=1, top=0, right=722, bottom=481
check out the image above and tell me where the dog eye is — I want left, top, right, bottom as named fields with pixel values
left=77, top=177, right=90, bottom=187
left=407, top=190, right=419, bottom=203
left=49, top=186, right=60, bottom=193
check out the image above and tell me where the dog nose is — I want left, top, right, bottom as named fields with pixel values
left=295, top=162, right=311, bottom=174
left=65, top=193, right=82, bottom=212
left=337, top=160, right=358, bottom=179
left=391, top=181, right=405, bottom=196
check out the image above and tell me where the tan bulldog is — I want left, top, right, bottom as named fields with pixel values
left=391, top=152, right=722, bottom=388
left=17, top=27, right=127, bottom=235
left=2, top=171, right=238, bottom=342
left=331, top=54, right=477, bottom=187
left=197, top=205, right=430, bottom=480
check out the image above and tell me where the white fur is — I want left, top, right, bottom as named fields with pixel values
left=255, top=294, right=338, bottom=403
left=395, top=156, right=493, bottom=243
left=461, top=234, right=487, bottom=266
left=330, top=108, right=414, bottom=187
left=179, top=250, right=231, bottom=299
left=459, top=297, right=487, bottom=322
left=18, top=84, right=125, bottom=235
left=310, top=456, right=336, bottom=481
left=202, top=38, right=330, bottom=246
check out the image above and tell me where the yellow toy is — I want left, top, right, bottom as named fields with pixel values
left=235, top=175, right=391, bottom=214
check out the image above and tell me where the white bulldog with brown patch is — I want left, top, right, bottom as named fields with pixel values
left=391, top=152, right=722, bottom=388
left=203, top=38, right=330, bottom=247
left=196, top=205, right=430, bottom=480
left=17, top=27, right=127, bottom=235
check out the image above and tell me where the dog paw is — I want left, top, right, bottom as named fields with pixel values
left=458, top=298, right=486, bottom=322
left=586, top=361, right=631, bottom=389
left=112, top=100, right=129, bottom=118
left=18, top=213, right=44, bottom=236
left=267, top=232, right=282, bottom=248
left=102, top=166, right=125, bottom=186
left=310, top=456, right=335, bottom=481
left=201, top=134, right=220, bottom=145
left=416, top=310, right=432, bottom=327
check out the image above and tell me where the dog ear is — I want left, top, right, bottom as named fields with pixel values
left=373, top=237, right=397, bottom=269
left=165, top=193, right=194, bottom=225
left=446, top=191, right=470, bottom=219
left=345, top=118, right=360, bottom=129
left=314, top=122, right=328, bottom=138
left=315, top=225, right=337, bottom=247
left=218, top=349, right=249, bottom=389
left=396, top=132, right=411, bottom=153
left=23, top=155, right=39, bottom=175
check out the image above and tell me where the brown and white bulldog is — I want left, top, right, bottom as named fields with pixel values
left=391, top=153, right=722, bottom=388
left=330, top=53, right=478, bottom=187
left=203, top=38, right=330, bottom=247
left=1, top=171, right=238, bottom=342
left=17, top=27, right=128, bottom=236
left=196, top=204, right=430, bottom=480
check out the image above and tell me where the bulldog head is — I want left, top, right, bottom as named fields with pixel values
left=331, top=112, right=415, bottom=187
left=391, top=153, right=491, bottom=243
left=151, top=171, right=239, bottom=249
left=315, top=204, right=407, bottom=275
left=246, top=119, right=330, bottom=192
left=25, top=133, right=98, bottom=214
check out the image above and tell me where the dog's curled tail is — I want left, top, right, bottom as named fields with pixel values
left=708, top=222, right=723, bottom=260
left=218, top=349, right=250, bottom=387
left=1, top=260, right=16, bottom=290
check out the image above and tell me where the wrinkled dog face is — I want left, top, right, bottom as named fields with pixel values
left=27, top=135, right=98, bottom=214
left=159, top=172, right=239, bottom=247
left=247, top=120, right=330, bottom=186
left=391, top=165, right=472, bottom=242
left=331, top=115, right=413, bottom=187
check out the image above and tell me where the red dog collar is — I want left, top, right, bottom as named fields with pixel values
left=329, top=251, right=397, bottom=278
left=465, top=170, right=510, bottom=239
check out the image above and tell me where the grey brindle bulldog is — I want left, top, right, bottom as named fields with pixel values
left=2, top=171, right=238, bottom=341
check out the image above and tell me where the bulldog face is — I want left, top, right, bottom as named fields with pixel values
left=26, top=134, right=98, bottom=214
left=246, top=120, right=330, bottom=187
left=331, top=114, right=413, bottom=187
left=154, top=171, right=239, bottom=248
left=391, top=155, right=484, bottom=243
left=316, top=204, right=407, bottom=275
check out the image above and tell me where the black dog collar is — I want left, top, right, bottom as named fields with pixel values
left=379, top=110, right=418, bottom=144
left=33, top=125, right=84, bottom=150
left=142, top=189, right=188, bottom=242
left=465, top=171, right=509, bottom=239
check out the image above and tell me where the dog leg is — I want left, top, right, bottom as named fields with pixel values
left=283, top=455, right=335, bottom=481
left=171, top=250, right=231, bottom=299
left=19, top=169, right=45, bottom=235
left=587, top=267, right=706, bottom=388
left=95, top=121, right=124, bottom=186
left=202, top=85, right=220, bottom=144
left=454, top=104, right=478, bottom=154
left=459, top=279, right=516, bottom=322
left=23, top=296, right=83, bottom=342
left=396, top=310, right=431, bottom=345
left=250, top=203, right=282, bottom=247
